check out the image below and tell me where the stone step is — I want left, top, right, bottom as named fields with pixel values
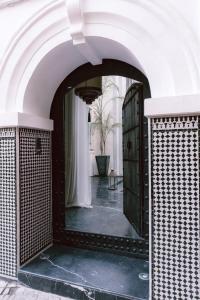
left=18, top=245, right=149, bottom=300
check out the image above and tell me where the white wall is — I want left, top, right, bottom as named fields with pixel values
left=0, top=0, right=50, bottom=59
left=0, top=0, right=199, bottom=130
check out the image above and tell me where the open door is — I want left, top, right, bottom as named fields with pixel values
left=123, top=83, right=146, bottom=237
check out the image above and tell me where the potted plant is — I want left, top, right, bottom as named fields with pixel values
left=90, top=78, right=123, bottom=176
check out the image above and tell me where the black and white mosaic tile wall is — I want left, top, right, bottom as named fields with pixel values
left=0, top=127, right=52, bottom=277
left=19, top=129, right=52, bottom=265
left=151, top=116, right=200, bottom=300
left=0, top=128, right=17, bottom=277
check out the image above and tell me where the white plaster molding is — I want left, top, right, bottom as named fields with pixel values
left=84, top=0, right=200, bottom=92
left=0, top=0, right=68, bottom=113
left=0, top=0, right=64, bottom=79
left=0, top=112, right=53, bottom=130
left=0, top=0, right=199, bottom=118
left=0, top=0, right=28, bottom=9
left=75, top=41, right=102, bottom=65
left=66, top=0, right=84, bottom=45
left=144, top=94, right=200, bottom=117
left=65, top=0, right=101, bottom=65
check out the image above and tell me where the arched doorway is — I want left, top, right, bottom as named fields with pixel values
left=51, top=59, right=150, bottom=244
left=51, top=59, right=151, bottom=255
left=0, top=1, right=198, bottom=299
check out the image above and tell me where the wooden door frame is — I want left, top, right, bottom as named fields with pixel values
left=50, top=59, right=151, bottom=244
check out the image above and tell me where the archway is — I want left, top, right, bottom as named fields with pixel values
left=0, top=0, right=199, bottom=298
left=1, top=0, right=198, bottom=120
left=51, top=59, right=151, bottom=250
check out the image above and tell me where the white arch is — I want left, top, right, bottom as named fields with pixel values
left=0, top=0, right=199, bottom=122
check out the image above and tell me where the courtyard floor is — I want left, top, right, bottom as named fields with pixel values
left=65, top=177, right=139, bottom=238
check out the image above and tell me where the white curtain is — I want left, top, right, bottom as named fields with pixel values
left=64, top=91, right=92, bottom=208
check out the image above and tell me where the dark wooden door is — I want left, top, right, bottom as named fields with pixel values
left=123, top=83, right=146, bottom=237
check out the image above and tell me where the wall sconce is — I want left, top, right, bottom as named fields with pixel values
left=74, top=77, right=102, bottom=105
left=35, top=137, right=42, bottom=154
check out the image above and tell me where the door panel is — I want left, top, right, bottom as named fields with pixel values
left=123, top=83, right=146, bottom=237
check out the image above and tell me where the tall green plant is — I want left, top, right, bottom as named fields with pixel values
left=90, top=77, right=123, bottom=155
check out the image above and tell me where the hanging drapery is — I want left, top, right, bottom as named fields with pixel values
left=64, top=90, right=77, bottom=207
left=64, top=91, right=92, bottom=208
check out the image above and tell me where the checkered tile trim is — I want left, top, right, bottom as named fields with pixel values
left=151, top=116, right=200, bottom=300
left=0, top=128, right=17, bottom=277
left=19, top=129, right=52, bottom=264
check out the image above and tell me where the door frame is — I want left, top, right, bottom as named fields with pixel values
left=50, top=59, right=151, bottom=247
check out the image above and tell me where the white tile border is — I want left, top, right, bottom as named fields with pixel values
left=145, top=94, right=200, bottom=118
left=0, top=113, right=53, bottom=131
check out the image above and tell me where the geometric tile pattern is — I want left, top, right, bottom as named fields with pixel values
left=0, top=128, right=17, bottom=277
left=151, top=116, right=200, bottom=300
left=19, top=129, right=52, bottom=265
